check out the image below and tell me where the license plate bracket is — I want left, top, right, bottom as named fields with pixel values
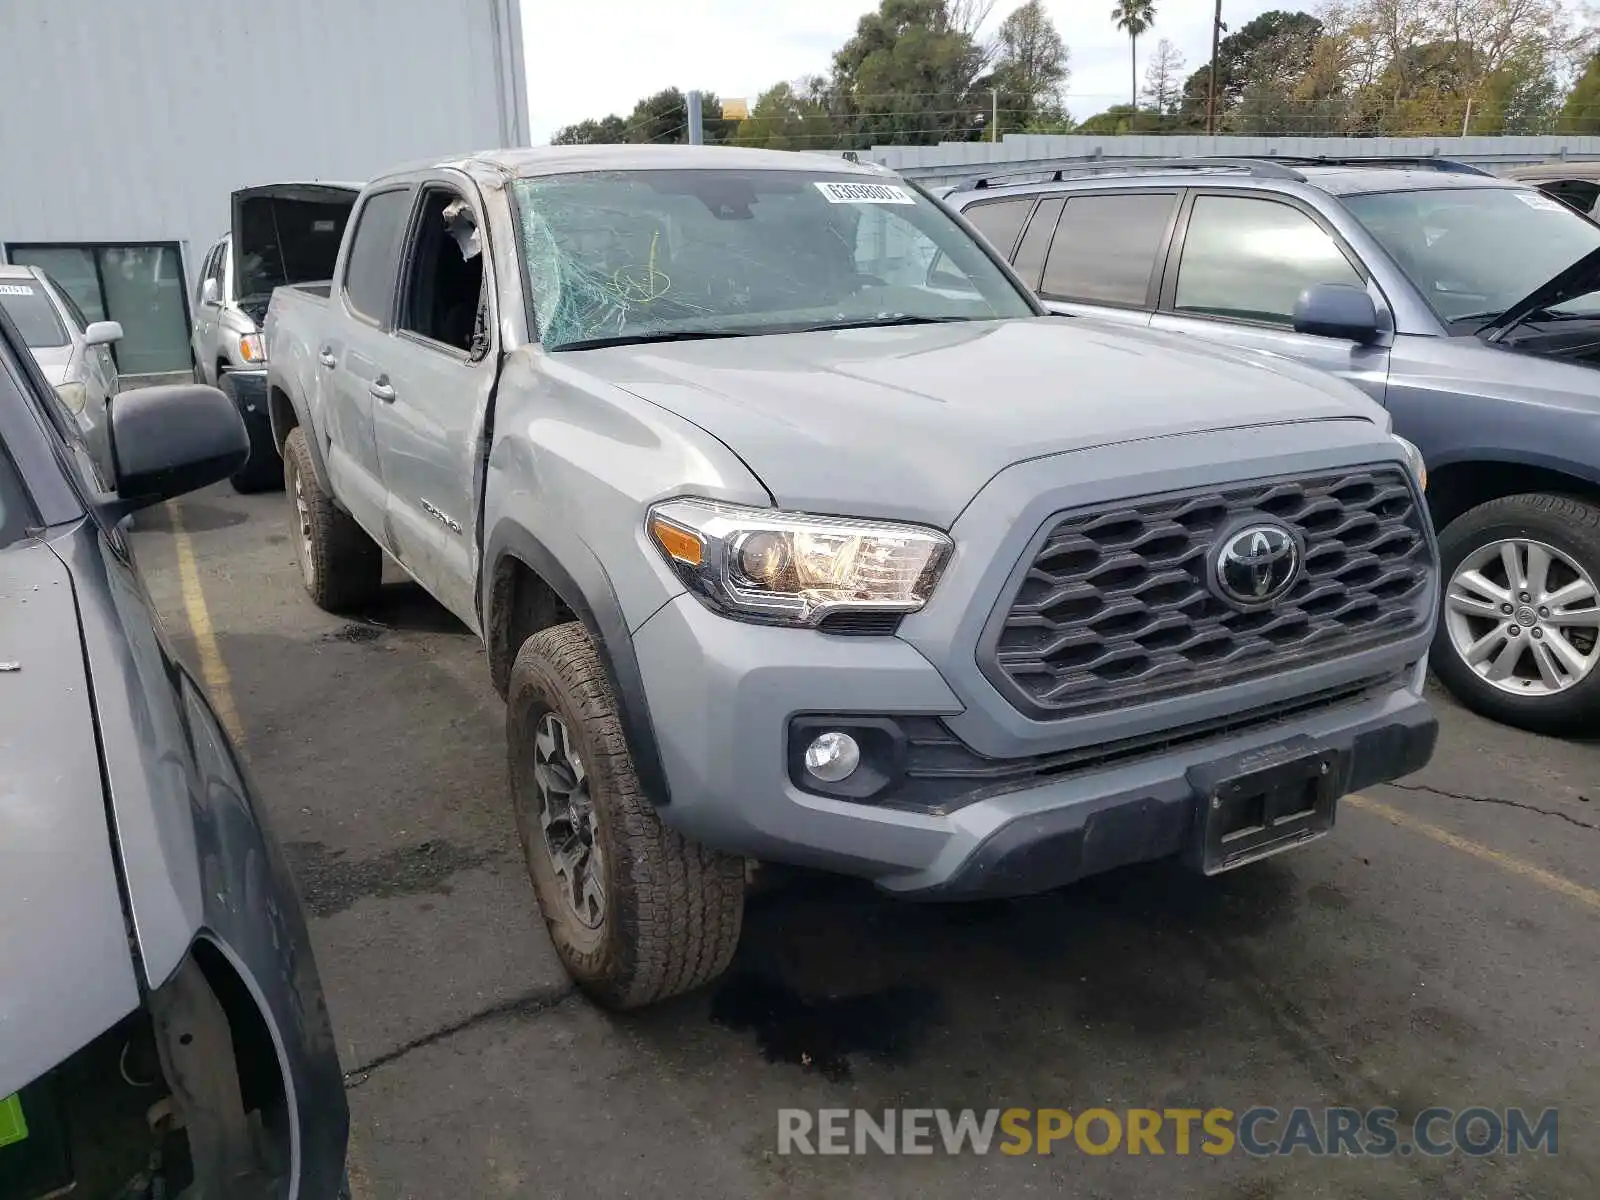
left=1188, top=747, right=1344, bottom=875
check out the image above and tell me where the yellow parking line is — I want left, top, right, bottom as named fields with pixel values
left=1347, top=793, right=1600, bottom=911
left=170, top=502, right=245, bottom=744
left=167, top=500, right=375, bottom=1199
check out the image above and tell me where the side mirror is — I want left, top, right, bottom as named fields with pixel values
left=84, top=320, right=123, bottom=347
left=1293, top=283, right=1383, bottom=344
left=105, top=384, right=248, bottom=513
left=200, top=278, right=220, bottom=306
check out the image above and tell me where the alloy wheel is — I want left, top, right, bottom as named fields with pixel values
left=1444, top=538, right=1600, bottom=697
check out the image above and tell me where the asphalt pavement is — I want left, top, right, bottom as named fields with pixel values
left=129, top=485, right=1599, bottom=1200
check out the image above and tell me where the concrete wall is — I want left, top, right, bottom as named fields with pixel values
left=836, top=134, right=1600, bottom=186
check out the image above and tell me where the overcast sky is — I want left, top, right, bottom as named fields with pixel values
left=520, top=0, right=1283, bottom=143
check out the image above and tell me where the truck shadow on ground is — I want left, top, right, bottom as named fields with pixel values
left=133, top=498, right=250, bottom=533
left=674, top=857, right=1303, bottom=1084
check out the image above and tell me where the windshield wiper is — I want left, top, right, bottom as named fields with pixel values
left=554, top=329, right=760, bottom=351
left=787, top=314, right=968, bottom=333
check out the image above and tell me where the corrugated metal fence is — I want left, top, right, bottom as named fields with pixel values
left=828, top=135, right=1600, bottom=186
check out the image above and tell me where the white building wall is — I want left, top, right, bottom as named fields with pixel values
left=0, top=0, right=526, bottom=287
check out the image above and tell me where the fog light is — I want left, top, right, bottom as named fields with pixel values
left=804, top=732, right=861, bottom=782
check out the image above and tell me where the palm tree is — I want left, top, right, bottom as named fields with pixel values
left=1111, top=0, right=1157, bottom=114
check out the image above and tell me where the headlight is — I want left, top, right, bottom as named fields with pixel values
left=238, top=334, right=266, bottom=364
left=53, top=381, right=87, bottom=414
left=646, top=498, right=953, bottom=626
left=1392, top=435, right=1426, bottom=491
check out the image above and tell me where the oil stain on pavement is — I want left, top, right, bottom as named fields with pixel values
left=709, top=970, right=944, bottom=1082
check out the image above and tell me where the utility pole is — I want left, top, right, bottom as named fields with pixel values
left=991, top=88, right=999, bottom=142
left=1205, top=0, right=1223, bottom=136
left=687, top=90, right=704, bottom=145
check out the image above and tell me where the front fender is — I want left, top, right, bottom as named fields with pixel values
left=484, top=519, right=676, bottom=806
left=66, top=519, right=348, bottom=1191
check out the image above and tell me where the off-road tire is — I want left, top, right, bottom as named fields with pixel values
left=1431, top=492, right=1600, bottom=737
left=282, top=426, right=382, bottom=612
left=507, top=622, right=744, bottom=1008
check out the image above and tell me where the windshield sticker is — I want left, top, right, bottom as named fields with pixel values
left=0, top=284, right=36, bottom=296
left=1514, top=192, right=1567, bottom=212
left=814, top=181, right=915, bottom=205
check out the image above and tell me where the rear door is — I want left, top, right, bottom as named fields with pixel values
left=1032, top=189, right=1180, bottom=329
left=1149, top=190, right=1392, bottom=402
left=323, top=185, right=414, bottom=543
left=368, top=176, right=494, bottom=632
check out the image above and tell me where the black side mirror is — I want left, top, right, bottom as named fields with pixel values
left=105, top=384, right=248, bottom=513
left=1292, top=283, right=1383, bottom=344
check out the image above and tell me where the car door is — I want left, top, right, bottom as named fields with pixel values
left=368, top=178, right=494, bottom=632
left=1149, top=190, right=1392, bottom=402
left=1027, top=189, right=1179, bottom=330
left=323, top=185, right=414, bottom=545
left=191, top=241, right=225, bottom=381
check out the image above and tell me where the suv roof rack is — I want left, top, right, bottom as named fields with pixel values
left=1244, top=154, right=1494, bottom=177
left=952, top=157, right=1306, bottom=192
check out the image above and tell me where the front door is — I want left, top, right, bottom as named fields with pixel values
left=1149, top=191, right=1392, bottom=403
left=368, top=181, right=495, bottom=633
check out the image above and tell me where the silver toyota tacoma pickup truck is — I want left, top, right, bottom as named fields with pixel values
left=263, top=145, right=1439, bottom=1009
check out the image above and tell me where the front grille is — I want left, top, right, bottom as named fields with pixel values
left=983, top=466, right=1431, bottom=719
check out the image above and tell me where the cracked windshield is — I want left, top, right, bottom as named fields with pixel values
left=514, top=169, right=1032, bottom=347
left=6, top=0, right=1600, bottom=1197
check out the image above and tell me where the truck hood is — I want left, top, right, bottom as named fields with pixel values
left=1, top=537, right=141, bottom=1097
left=231, top=182, right=361, bottom=307
left=574, top=317, right=1384, bottom=526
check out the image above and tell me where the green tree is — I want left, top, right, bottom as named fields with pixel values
left=989, top=0, right=1072, bottom=131
left=733, top=80, right=836, bottom=148
left=551, top=115, right=629, bottom=145
left=830, top=0, right=996, bottom=147
left=1559, top=51, right=1600, bottom=132
left=1177, top=10, right=1323, bottom=130
left=1110, top=0, right=1157, bottom=112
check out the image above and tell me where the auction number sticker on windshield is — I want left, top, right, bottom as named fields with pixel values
left=0, top=284, right=36, bottom=296
left=815, top=181, right=915, bottom=205
left=1514, top=191, right=1567, bottom=212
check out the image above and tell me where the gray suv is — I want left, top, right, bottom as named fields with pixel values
left=945, top=157, right=1600, bottom=735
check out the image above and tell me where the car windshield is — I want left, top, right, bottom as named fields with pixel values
left=0, top=281, right=68, bottom=348
left=510, top=168, right=1034, bottom=350
left=1343, top=186, right=1600, bottom=326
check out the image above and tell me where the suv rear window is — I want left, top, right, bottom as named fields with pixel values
left=961, top=198, right=1032, bottom=257
left=1041, top=192, right=1176, bottom=306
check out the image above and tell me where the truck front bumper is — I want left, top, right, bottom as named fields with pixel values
left=632, top=595, right=1436, bottom=899
left=219, top=369, right=271, bottom=440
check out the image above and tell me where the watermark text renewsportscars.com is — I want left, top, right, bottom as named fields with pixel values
left=777, top=1106, right=1559, bottom=1158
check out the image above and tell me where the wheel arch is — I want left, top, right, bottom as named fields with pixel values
left=1426, top=453, right=1600, bottom=532
left=485, top=521, right=673, bottom=806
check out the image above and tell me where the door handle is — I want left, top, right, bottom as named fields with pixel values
left=369, top=378, right=396, bottom=402
left=318, top=349, right=337, bottom=368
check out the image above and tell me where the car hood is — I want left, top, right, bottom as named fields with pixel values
left=573, top=317, right=1384, bottom=526
left=1482, top=245, right=1600, bottom=342
left=27, top=344, right=71, bottom=386
left=232, top=182, right=361, bottom=306
left=1, top=536, right=141, bottom=1097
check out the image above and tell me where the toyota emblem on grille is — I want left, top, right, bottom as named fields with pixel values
left=1213, top=522, right=1301, bottom=607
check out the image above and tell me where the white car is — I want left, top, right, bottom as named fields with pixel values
left=0, top=263, right=122, bottom=478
